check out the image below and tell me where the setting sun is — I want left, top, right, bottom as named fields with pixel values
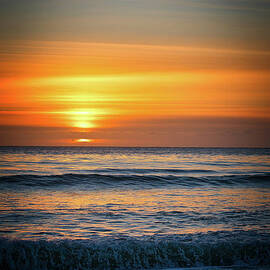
left=75, top=139, right=92, bottom=143
left=53, top=110, right=108, bottom=130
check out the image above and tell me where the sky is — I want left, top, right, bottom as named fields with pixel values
left=0, top=0, right=270, bottom=146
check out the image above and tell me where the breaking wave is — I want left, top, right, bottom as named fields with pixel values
left=1, top=231, right=270, bottom=270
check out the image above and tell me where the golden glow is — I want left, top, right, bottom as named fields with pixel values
left=3, top=187, right=269, bottom=239
left=62, top=110, right=102, bottom=129
left=76, top=139, right=92, bottom=143
left=74, top=122, right=95, bottom=129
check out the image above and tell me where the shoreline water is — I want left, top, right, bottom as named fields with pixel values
left=0, top=147, right=269, bottom=269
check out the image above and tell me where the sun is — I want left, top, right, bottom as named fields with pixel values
left=75, top=139, right=92, bottom=143
left=62, top=109, right=105, bottom=129
left=74, top=122, right=96, bottom=129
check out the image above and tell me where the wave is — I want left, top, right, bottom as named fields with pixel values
left=0, top=173, right=269, bottom=189
left=1, top=231, right=269, bottom=270
left=92, top=168, right=218, bottom=174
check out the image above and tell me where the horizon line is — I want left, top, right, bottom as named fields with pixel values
left=0, top=145, right=269, bottom=149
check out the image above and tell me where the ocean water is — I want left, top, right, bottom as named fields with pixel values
left=0, top=147, right=270, bottom=270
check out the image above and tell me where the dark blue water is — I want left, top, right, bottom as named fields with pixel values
left=0, top=147, right=270, bottom=269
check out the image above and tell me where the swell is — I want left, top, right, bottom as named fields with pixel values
left=0, top=172, right=269, bottom=189
left=0, top=232, right=270, bottom=270
left=92, top=168, right=217, bottom=174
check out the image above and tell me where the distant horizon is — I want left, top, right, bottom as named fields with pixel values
left=1, top=145, right=269, bottom=149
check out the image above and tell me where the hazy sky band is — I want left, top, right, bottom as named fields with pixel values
left=1, top=0, right=270, bottom=49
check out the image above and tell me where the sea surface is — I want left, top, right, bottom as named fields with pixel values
left=0, top=147, right=270, bottom=270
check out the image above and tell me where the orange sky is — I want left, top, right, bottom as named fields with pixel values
left=0, top=1, right=270, bottom=146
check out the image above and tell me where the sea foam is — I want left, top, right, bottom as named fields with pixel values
left=1, top=232, right=270, bottom=270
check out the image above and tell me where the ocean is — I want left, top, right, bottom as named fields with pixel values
left=0, top=147, right=269, bottom=270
